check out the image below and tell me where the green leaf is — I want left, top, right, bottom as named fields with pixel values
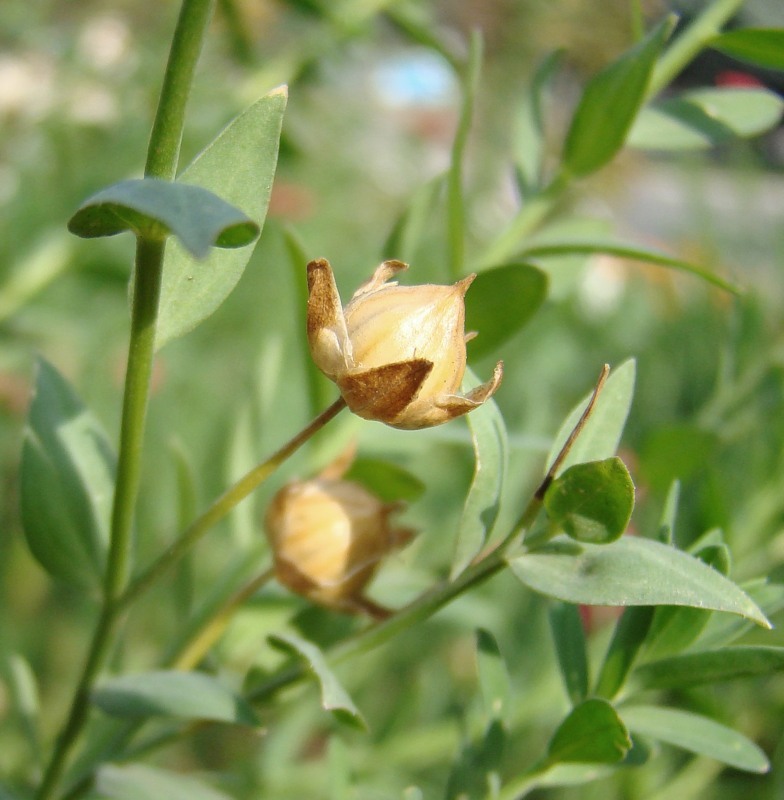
left=710, top=28, right=784, bottom=71
left=518, top=238, right=742, bottom=295
left=544, top=457, right=634, bottom=544
left=20, top=360, right=115, bottom=587
left=269, top=633, right=365, bottom=729
left=508, top=536, right=770, bottom=627
left=450, top=370, right=508, bottom=578
left=657, top=479, right=680, bottom=544
left=644, top=539, right=730, bottom=657
left=476, top=629, right=512, bottom=722
left=68, top=178, right=258, bottom=258
left=549, top=603, right=589, bottom=705
left=634, top=646, right=784, bottom=691
left=464, top=263, right=548, bottom=360
left=156, top=87, right=288, bottom=350
left=628, top=88, right=784, bottom=151
left=92, top=670, right=258, bottom=725
left=547, top=698, right=631, bottom=765
left=545, top=359, right=635, bottom=478
left=620, top=705, right=769, bottom=773
left=384, top=175, right=445, bottom=265
left=594, top=607, right=654, bottom=700
left=97, top=764, right=234, bottom=800
left=344, top=457, right=425, bottom=504
left=562, top=18, right=673, bottom=177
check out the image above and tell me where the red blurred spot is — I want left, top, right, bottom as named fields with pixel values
left=715, top=70, right=764, bottom=89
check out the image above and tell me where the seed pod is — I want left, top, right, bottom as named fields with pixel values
left=306, top=258, right=503, bottom=429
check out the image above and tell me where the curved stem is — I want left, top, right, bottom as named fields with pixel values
left=118, top=398, right=347, bottom=611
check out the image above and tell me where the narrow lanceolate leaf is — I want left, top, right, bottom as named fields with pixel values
left=20, top=360, right=115, bottom=587
left=634, top=646, right=784, bottom=692
left=549, top=603, right=589, bottom=706
left=544, top=457, right=634, bottom=544
left=68, top=179, right=258, bottom=258
left=594, top=606, right=654, bottom=701
left=464, top=263, right=548, bottom=360
left=518, top=238, right=742, bottom=295
left=508, top=536, right=770, bottom=628
left=562, top=17, right=673, bottom=177
left=545, top=359, right=635, bottom=478
left=451, top=371, right=508, bottom=578
left=628, top=88, right=784, bottom=152
left=476, top=629, right=512, bottom=722
left=710, top=28, right=784, bottom=71
left=620, top=706, right=769, bottom=773
left=156, top=87, right=288, bottom=350
left=92, top=670, right=258, bottom=726
left=97, top=764, right=234, bottom=800
left=269, top=633, right=365, bottom=729
left=547, top=699, right=631, bottom=765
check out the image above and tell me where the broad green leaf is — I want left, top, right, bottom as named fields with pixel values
left=644, top=539, right=730, bottom=658
left=269, top=633, right=365, bottom=729
left=464, top=263, right=548, bottom=360
left=156, top=87, right=288, bottom=349
left=508, top=536, right=769, bottom=627
left=450, top=370, right=508, bottom=578
left=562, top=18, right=673, bottom=177
left=620, top=705, right=769, bottom=773
left=628, top=88, right=784, bottom=151
left=711, top=28, right=784, bottom=71
left=92, top=670, right=258, bottom=725
left=634, top=646, right=784, bottom=691
left=97, top=764, right=234, bottom=800
left=518, top=238, right=741, bottom=295
left=594, top=606, right=654, bottom=700
left=68, top=178, right=258, bottom=258
left=20, top=360, right=115, bottom=587
left=545, top=359, right=635, bottom=478
left=344, top=457, right=425, bottom=504
left=547, top=698, right=631, bottom=765
left=549, top=603, right=589, bottom=705
left=544, top=457, right=634, bottom=544
left=476, top=629, right=512, bottom=722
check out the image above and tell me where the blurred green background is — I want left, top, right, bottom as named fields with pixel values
left=2, top=1, right=784, bottom=798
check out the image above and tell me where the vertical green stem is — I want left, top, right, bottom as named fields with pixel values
left=35, top=4, right=214, bottom=799
left=647, top=0, right=746, bottom=98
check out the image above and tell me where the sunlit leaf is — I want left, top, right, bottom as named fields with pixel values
left=634, top=646, right=784, bottom=691
left=545, top=359, right=635, bottom=477
left=464, top=263, right=548, bottom=360
left=544, top=457, right=634, bottom=544
left=68, top=178, right=258, bottom=258
left=269, top=633, right=365, bottom=729
left=562, top=17, right=673, bottom=177
left=451, top=371, right=508, bottom=578
left=156, top=87, right=288, bottom=349
left=20, top=360, right=115, bottom=587
left=92, top=670, right=258, bottom=725
left=509, top=536, right=770, bottom=627
left=620, top=705, right=769, bottom=773
left=710, top=28, right=784, bottom=70
left=629, top=87, right=784, bottom=151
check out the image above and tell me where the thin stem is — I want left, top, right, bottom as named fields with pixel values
left=118, top=398, right=347, bottom=611
left=35, top=4, right=214, bottom=798
left=647, top=0, right=746, bottom=99
left=171, top=568, right=274, bottom=670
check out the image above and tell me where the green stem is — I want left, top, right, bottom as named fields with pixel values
left=117, top=398, right=347, bottom=611
left=647, top=0, right=746, bottom=99
left=35, top=4, right=213, bottom=799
